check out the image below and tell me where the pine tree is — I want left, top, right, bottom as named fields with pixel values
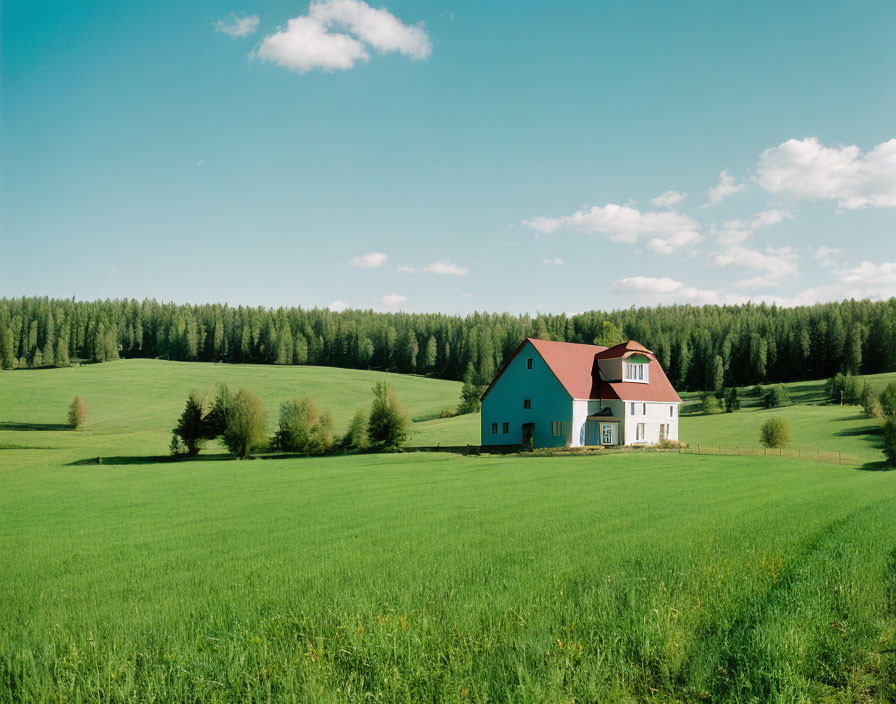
left=711, top=355, right=725, bottom=394
left=423, top=335, right=437, bottom=373
left=1, top=326, right=14, bottom=370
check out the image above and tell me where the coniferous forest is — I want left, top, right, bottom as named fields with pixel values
left=1, top=296, right=894, bottom=392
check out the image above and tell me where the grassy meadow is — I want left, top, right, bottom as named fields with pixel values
left=2, top=361, right=895, bottom=702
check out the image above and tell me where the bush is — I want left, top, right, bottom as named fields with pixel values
left=764, top=384, right=791, bottom=409
left=221, top=389, right=268, bottom=458
left=701, top=395, right=721, bottom=414
left=724, top=387, right=740, bottom=412
left=68, top=396, right=87, bottom=429
left=750, top=384, right=764, bottom=397
left=275, top=398, right=334, bottom=455
left=205, top=383, right=234, bottom=437
left=881, top=382, right=896, bottom=420
left=760, top=418, right=790, bottom=449
left=883, top=419, right=896, bottom=467
left=368, top=381, right=410, bottom=451
left=172, top=391, right=213, bottom=455
left=341, top=408, right=368, bottom=450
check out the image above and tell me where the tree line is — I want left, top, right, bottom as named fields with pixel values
left=2, top=296, right=895, bottom=392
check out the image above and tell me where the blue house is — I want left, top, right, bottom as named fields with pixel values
left=480, top=338, right=682, bottom=448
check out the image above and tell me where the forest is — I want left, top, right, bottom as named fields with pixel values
left=1, top=296, right=894, bottom=392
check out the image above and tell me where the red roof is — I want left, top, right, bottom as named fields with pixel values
left=480, top=338, right=681, bottom=403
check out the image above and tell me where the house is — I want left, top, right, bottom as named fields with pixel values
left=480, top=338, right=681, bottom=448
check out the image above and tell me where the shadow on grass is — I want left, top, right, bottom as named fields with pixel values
left=66, top=453, right=235, bottom=466
left=0, top=422, right=72, bottom=431
left=833, top=425, right=883, bottom=438
left=855, top=460, right=894, bottom=471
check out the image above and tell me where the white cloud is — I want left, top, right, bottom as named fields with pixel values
left=755, top=137, right=896, bottom=209
left=649, top=191, right=687, bottom=209
left=523, top=203, right=700, bottom=253
left=714, top=208, right=793, bottom=245
left=349, top=251, right=388, bottom=268
left=328, top=299, right=348, bottom=312
left=215, top=14, right=260, bottom=38
left=542, top=257, right=564, bottom=265
left=611, top=276, right=746, bottom=305
left=706, top=169, right=745, bottom=205
left=396, top=265, right=415, bottom=273
left=838, top=260, right=896, bottom=286
left=376, top=293, right=406, bottom=306
left=424, top=261, right=469, bottom=276
left=713, top=245, right=799, bottom=289
left=813, top=245, right=842, bottom=267
left=255, top=0, right=430, bottom=73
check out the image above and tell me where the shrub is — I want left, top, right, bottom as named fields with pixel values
left=275, top=398, right=334, bottom=455
left=172, top=391, right=213, bottom=456
left=880, top=382, right=896, bottom=420
left=457, top=365, right=483, bottom=415
left=764, top=385, right=791, bottom=409
left=68, top=396, right=87, bottom=429
left=750, top=384, right=764, bottom=397
left=341, top=408, right=368, bottom=450
left=760, top=418, right=790, bottom=449
left=221, top=389, right=267, bottom=458
left=205, top=383, right=234, bottom=437
left=368, top=381, right=410, bottom=451
left=883, top=419, right=896, bottom=467
left=701, top=395, right=721, bottom=414
left=724, top=387, right=740, bottom=412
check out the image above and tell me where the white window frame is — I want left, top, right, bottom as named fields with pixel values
left=636, top=422, right=645, bottom=442
left=624, top=361, right=649, bottom=384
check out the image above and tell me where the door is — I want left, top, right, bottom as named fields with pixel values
left=521, top=422, right=535, bottom=447
left=600, top=422, right=618, bottom=446
left=659, top=424, right=666, bottom=442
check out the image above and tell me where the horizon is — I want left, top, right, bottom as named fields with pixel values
left=3, top=1, right=895, bottom=314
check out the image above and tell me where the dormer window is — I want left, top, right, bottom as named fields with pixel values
left=623, top=355, right=650, bottom=383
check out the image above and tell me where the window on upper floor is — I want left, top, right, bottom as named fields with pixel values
left=642, top=403, right=646, bottom=415
left=526, top=358, right=533, bottom=370
left=670, top=405, right=674, bottom=417
left=623, top=361, right=649, bottom=383
left=491, top=422, right=498, bottom=434
left=630, top=403, right=635, bottom=415
left=523, top=398, right=531, bottom=409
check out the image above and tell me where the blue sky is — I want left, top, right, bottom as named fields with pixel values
left=3, top=0, right=895, bottom=314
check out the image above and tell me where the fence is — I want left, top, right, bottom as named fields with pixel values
left=680, top=445, right=856, bottom=465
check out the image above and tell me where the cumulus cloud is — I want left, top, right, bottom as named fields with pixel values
left=755, top=137, right=896, bottom=209
left=706, top=169, right=745, bottom=205
left=714, top=208, right=793, bottom=245
left=424, top=261, right=469, bottom=276
left=328, top=299, right=348, bottom=312
left=649, top=191, right=687, bottom=209
left=611, top=276, right=746, bottom=306
left=255, top=0, right=431, bottom=73
left=523, top=203, right=701, bottom=253
left=376, top=293, right=406, bottom=306
left=349, top=252, right=388, bottom=268
left=713, top=245, right=799, bottom=289
left=215, top=14, right=260, bottom=38
left=838, top=260, right=896, bottom=286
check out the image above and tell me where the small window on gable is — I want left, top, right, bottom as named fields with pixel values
left=491, top=422, right=498, bottom=434
left=524, top=398, right=532, bottom=409
left=526, top=358, right=533, bottom=370
left=502, top=422, right=509, bottom=433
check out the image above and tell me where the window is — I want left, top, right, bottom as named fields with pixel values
left=670, top=405, right=674, bottom=417
left=502, top=422, right=509, bottom=433
left=630, top=403, right=635, bottom=415
left=526, top=358, right=533, bottom=369
left=491, top=422, right=498, bottom=434
left=642, top=403, right=647, bottom=415
left=524, top=398, right=531, bottom=409
left=636, top=423, right=645, bottom=442
left=552, top=421, right=562, bottom=437
left=624, top=361, right=649, bottom=383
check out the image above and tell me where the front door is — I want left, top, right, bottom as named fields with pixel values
left=521, top=422, right=535, bottom=447
left=659, top=424, right=667, bottom=442
left=599, top=422, right=618, bottom=446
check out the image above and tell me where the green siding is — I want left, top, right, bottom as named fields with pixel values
left=481, top=342, right=572, bottom=447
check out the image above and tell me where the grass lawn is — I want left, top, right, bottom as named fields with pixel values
left=2, top=361, right=895, bottom=702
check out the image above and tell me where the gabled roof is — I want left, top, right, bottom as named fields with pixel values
left=480, top=337, right=681, bottom=403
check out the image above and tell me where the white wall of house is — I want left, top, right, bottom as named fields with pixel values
left=572, top=399, right=679, bottom=446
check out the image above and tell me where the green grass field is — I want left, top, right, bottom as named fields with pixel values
left=2, top=361, right=895, bottom=702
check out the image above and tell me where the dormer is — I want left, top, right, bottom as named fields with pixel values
left=594, top=341, right=654, bottom=383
